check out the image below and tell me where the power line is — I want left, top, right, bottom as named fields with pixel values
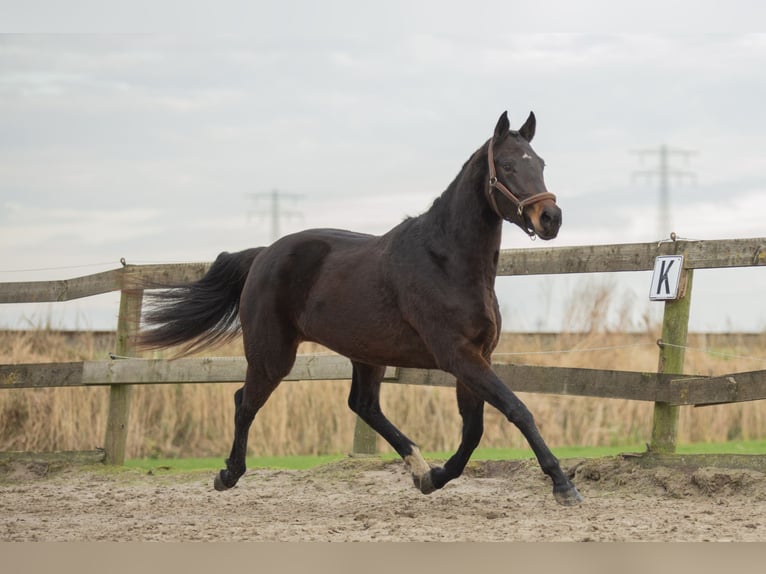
left=632, top=145, right=697, bottom=239
left=247, top=189, right=303, bottom=242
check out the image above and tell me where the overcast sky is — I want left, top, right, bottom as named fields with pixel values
left=1, top=9, right=765, bottom=333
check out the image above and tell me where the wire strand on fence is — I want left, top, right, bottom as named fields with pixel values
left=495, top=341, right=766, bottom=364
left=109, top=342, right=766, bottom=364
left=0, top=258, right=206, bottom=275
left=659, top=342, right=766, bottom=364
left=493, top=342, right=656, bottom=357
left=0, top=262, right=119, bottom=274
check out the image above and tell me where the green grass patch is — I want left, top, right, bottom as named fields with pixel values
left=125, top=453, right=347, bottom=473
left=402, top=444, right=647, bottom=462
left=125, top=439, right=766, bottom=473
left=676, top=438, right=766, bottom=455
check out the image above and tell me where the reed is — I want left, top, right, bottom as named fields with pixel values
left=1, top=323, right=765, bottom=458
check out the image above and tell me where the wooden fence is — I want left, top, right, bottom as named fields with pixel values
left=2, top=237, right=766, bottom=464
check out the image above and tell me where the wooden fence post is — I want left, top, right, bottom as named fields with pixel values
left=350, top=362, right=378, bottom=455
left=649, top=268, right=694, bottom=453
left=103, top=282, right=143, bottom=465
left=352, top=416, right=378, bottom=455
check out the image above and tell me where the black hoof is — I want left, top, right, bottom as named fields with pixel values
left=412, top=469, right=437, bottom=495
left=213, top=470, right=236, bottom=491
left=553, top=484, right=583, bottom=506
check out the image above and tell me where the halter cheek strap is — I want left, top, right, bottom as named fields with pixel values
left=486, top=136, right=557, bottom=236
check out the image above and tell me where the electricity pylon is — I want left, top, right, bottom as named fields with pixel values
left=248, top=189, right=303, bottom=242
left=632, top=145, right=697, bottom=239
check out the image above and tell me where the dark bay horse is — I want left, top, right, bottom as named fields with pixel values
left=140, top=111, right=582, bottom=506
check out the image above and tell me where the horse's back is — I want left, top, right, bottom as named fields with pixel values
left=241, top=226, right=434, bottom=365
left=249, top=228, right=378, bottom=278
left=241, top=227, right=381, bottom=319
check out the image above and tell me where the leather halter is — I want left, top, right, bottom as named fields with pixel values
left=486, top=135, right=557, bottom=237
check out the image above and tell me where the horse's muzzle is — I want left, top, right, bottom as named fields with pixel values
left=530, top=201, right=562, bottom=240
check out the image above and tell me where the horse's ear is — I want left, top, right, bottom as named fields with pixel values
left=519, top=111, right=536, bottom=142
left=494, top=111, right=510, bottom=139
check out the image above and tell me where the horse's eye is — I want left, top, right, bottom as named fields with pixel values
left=502, top=162, right=515, bottom=172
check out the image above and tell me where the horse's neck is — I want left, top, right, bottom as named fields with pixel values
left=422, top=151, right=503, bottom=281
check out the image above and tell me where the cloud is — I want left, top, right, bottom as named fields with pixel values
left=672, top=189, right=766, bottom=240
left=1, top=203, right=162, bottom=253
left=1, top=32, right=765, bottom=331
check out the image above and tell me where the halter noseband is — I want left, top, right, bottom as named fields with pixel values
left=486, top=135, right=557, bottom=237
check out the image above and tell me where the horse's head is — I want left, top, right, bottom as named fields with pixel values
left=485, top=111, right=561, bottom=240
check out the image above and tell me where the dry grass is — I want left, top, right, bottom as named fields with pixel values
left=2, top=321, right=765, bottom=459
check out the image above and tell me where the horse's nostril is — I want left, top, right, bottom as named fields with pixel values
left=541, top=208, right=561, bottom=227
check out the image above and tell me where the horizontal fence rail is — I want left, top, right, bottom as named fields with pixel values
left=0, top=263, right=210, bottom=303
left=2, top=237, right=765, bottom=304
left=2, top=356, right=764, bottom=407
left=496, top=237, right=766, bottom=275
left=2, top=236, right=766, bottom=463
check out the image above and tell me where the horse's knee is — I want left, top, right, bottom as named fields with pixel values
left=506, top=401, right=535, bottom=430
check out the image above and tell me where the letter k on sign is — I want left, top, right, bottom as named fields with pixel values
left=649, top=255, right=684, bottom=301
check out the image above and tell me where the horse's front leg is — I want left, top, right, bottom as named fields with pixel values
left=445, top=350, right=582, bottom=506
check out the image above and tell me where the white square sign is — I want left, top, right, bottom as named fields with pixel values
left=649, top=255, right=684, bottom=301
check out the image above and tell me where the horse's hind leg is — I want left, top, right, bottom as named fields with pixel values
left=347, top=362, right=434, bottom=492
left=425, top=381, right=485, bottom=492
left=214, top=353, right=294, bottom=491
